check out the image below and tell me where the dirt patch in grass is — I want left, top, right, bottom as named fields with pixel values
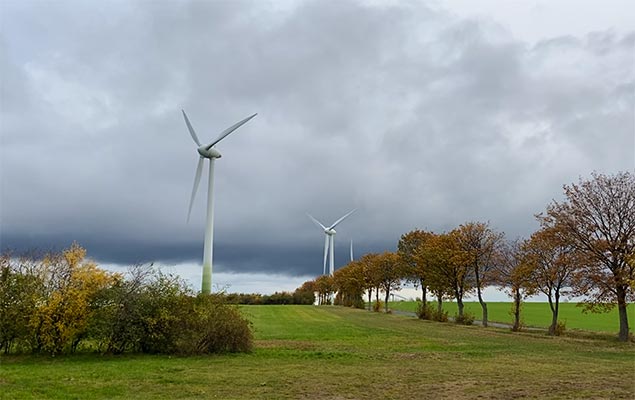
left=256, top=339, right=317, bottom=351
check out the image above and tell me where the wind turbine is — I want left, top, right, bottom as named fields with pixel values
left=182, top=109, right=257, bottom=294
left=307, top=209, right=356, bottom=276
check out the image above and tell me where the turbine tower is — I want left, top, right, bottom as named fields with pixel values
left=182, top=109, right=257, bottom=294
left=307, top=209, right=356, bottom=276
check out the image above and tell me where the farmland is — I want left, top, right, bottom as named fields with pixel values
left=1, top=305, right=634, bottom=399
left=387, top=301, right=635, bottom=332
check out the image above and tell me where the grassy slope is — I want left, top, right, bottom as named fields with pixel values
left=1, top=305, right=634, bottom=399
left=388, top=301, right=635, bottom=332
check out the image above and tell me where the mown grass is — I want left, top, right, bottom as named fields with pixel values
left=387, top=301, right=635, bottom=332
left=1, top=305, right=634, bottom=399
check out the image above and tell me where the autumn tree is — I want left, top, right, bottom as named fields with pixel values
left=358, top=253, right=381, bottom=310
left=29, top=243, right=115, bottom=354
left=494, top=239, right=535, bottom=332
left=374, top=252, right=403, bottom=312
left=333, top=261, right=365, bottom=308
left=314, top=274, right=335, bottom=305
left=454, top=222, right=503, bottom=327
left=538, top=171, right=635, bottom=341
left=523, top=228, right=581, bottom=335
left=293, top=280, right=316, bottom=305
left=398, top=229, right=434, bottom=307
left=414, top=232, right=448, bottom=318
left=425, top=231, right=473, bottom=321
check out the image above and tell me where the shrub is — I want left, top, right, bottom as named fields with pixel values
left=1, top=248, right=255, bottom=356
left=178, top=295, right=253, bottom=354
left=454, top=312, right=474, bottom=325
left=553, top=321, right=566, bottom=336
left=372, top=300, right=383, bottom=312
left=431, top=308, right=449, bottom=322
left=415, top=302, right=432, bottom=320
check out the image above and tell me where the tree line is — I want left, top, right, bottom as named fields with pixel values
left=0, top=244, right=253, bottom=355
left=297, top=172, right=634, bottom=341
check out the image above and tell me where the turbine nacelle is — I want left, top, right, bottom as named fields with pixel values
left=325, top=228, right=336, bottom=235
left=198, top=146, right=222, bottom=159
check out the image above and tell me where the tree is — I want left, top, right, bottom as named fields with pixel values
left=314, top=275, right=334, bottom=305
left=0, top=252, right=42, bottom=353
left=424, top=231, right=472, bottom=320
left=415, top=232, right=449, bottom=318
left=455, top=222, right=503, bottom=327
left=30, top=243, right=115, bottom=354
left=523, top=227, right=580, bottom=335
left=494, top=239, right=535, bottom=331
left=293, top=280, right=316, bottom=305
left=340, top=261, right=366, bottom=308
left=538, top=171, right=635, bottom=341
left=398, top=229, right=434, bottom=308
left=375, top=252, right=403, bottom=312
left=358, top=253, right=381, bottom=310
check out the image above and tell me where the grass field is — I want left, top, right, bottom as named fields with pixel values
left=1, top=305, right=634, bottom=399
left=387, top=301, right=635, bottom=332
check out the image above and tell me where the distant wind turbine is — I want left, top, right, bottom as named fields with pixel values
left=182, top=109, right=257, bottom=294
left=350, top=239, right=354, bottom=262
left=307, top=209, right=356, bottom=276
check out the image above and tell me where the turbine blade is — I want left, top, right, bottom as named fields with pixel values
left=307, top=213, right=327, bottom=230
left=329, top=208, right=357, bottom=229
left=182, top=110, right=202, bottom=146
left=206, top=113, right=257, bottom=149
left=323, top=234, right=329, bottom=275
left=187, top=156, right=204, bottom=222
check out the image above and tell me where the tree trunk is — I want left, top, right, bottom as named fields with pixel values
left=475, top=267, right=488, bottom=327
left=437, top=295, right=443, bottom=314
left=367, top=289, right=372, bottom=311
left=420, top=278, right=427, bottom=308
left=512, top=286, right=521, bottom=332
left=548, top=289, right=560, bottom=335
left=616, top=285, right=630, bottom=342
left=457, top=297, right=464, bottom=319
left=384, top=289, right=390, bottom=313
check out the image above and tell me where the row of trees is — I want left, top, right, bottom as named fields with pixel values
left=0, top=244, right=253, bottom=355
left=222, top=289, right=315, bottom=305
left=298, top=172, right=634, bottom=341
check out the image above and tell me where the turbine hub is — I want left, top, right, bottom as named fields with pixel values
left=325, top=228, right=336, bottom=235
left=198, top=146, right=222, bottom=159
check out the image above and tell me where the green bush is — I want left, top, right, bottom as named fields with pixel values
left=431, top=308, right=449, bottom=322
left=454, top=312, right=474, bottom=325
left=178, top=295, right=253, bottom=354
left=553, top=321, right=566, bottom=336
left=415, top=302, right=432, bottom=320
left=1, top=249, right=255, bottom=356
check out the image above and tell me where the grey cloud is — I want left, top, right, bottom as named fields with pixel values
left=1, top=0, right=633, bottom=276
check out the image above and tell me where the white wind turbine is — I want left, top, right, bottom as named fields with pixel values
left=182, top=109, right=257, bottom=294
left=307, top=209, right=356, bottom=276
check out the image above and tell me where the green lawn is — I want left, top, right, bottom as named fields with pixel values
left=387, top=301, right=635, bottom=332
left=1, top=305, right=634, bottom=399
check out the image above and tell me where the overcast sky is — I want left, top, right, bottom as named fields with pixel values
left=1, top=0, right=633, bottom=294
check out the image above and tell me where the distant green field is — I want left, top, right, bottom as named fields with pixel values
left=1, top=306, right=633, bottom=399
left=387, top=301, right=635, bottom=332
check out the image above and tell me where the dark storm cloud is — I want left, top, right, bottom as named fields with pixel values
left=1, top=0, right=633, bottom=275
